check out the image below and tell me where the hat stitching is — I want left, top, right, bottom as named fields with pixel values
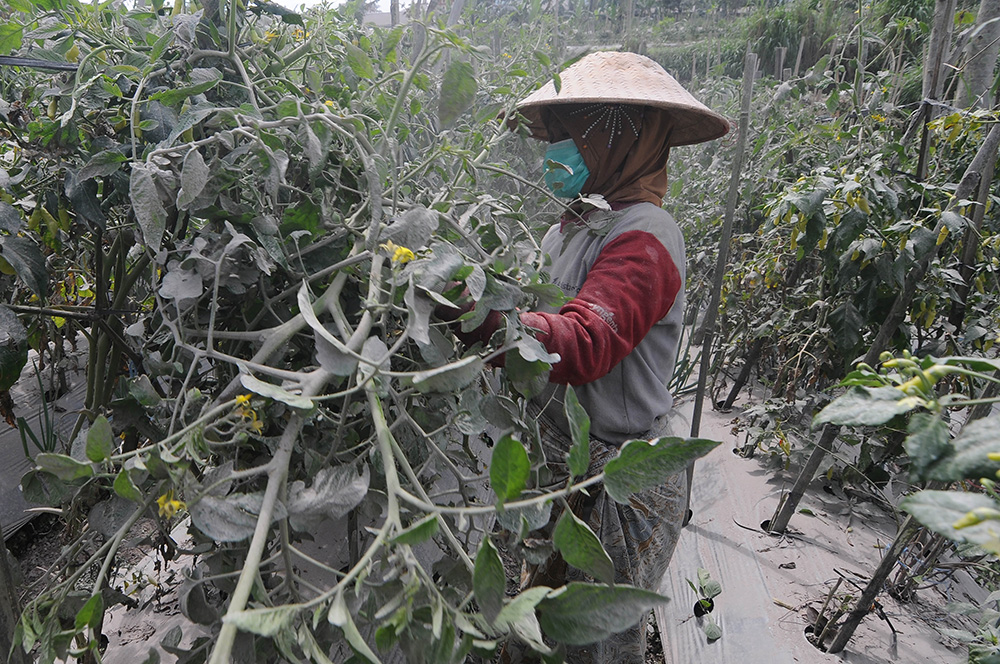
left=568, top=103, right=642, bottom=148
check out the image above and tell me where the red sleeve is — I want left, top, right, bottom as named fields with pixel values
left=520, top=230, right=681, bottom=385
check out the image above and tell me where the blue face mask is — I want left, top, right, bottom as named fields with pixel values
left=544, top=139, right=590, bottom=198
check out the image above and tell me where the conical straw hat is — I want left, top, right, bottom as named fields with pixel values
left=513, top=51, right=730, bottom=147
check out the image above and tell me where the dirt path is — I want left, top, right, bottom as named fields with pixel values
left=656, top=398, right=978, bottom=663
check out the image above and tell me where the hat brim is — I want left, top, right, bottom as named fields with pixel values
left=509, top=52, right=730, bottom=147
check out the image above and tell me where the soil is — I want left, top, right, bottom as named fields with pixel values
left=5, top=513, right=64, bottom=602
left=645, top=612, right=664, bottom=664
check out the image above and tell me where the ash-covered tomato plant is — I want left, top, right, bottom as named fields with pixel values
left=0, top=2, right=718, bottom=663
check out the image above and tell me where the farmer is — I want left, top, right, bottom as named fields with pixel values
left=451, top=51, right=729, bottom=662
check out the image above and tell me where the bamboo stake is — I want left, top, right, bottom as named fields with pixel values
left=827, top=517, right=920, bottom=653
left=687, top=48, right=757, bottom=514
left=947, top=167, right=993, bottom=328
left=690, top=47, right=756, bottom=440
left=814, top=577, right=844, bottom=632
left=918, top=0, right=957, bottom=180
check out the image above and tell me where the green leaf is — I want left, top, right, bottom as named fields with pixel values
left=829, top=301, right=863, bottom=353
left=438, top=60, right=477, bottom=127
left=697, top=568, right=722, bottom=600
left=345, top=43, right=375, bottom=80
left=390, top=514, right=439, bottom=546
left=940, top=210, right=967, bottom=233
left=74, top=594, right=103, bottom=632
left=497, top=586, right=552, bottom=626
left=553, top=510, right=614, bottom=584
left=813, top=386, right=920, bottom=427
left=938, top=356, right=1000, bottom=373
left=380, top=205, right=439, bottom=251
left=903, top=413, right=951, bottom=481
left=36, top=453, right=93, bottom=480
left=130, top=163, right=166, bottom=254
left=86, top=415, right=114, bottom=462
left=495, top=496, right=551, bottom=534
left=564, top=386, right=590, bottom=478
left=901, top=490, right=1000, bottom=553
left=179, top=568, right=219, bottom=625
left=490, top=435, right=530, bottom=504
left=150, top=68, right=222, bottom=107
left=189, top=492, right=285, bottom=542
left=78, top=150, right=127, bottom=182
left=0, top=305, right=28, bottom=392
left=533, top=50, right=551, bottom=67
left=505, top=348, right=549, bottom=398
left=522, top=282, right=568, bottom=308
left=128, top=375, right=162, bottom=407
left=177, top=149, right=209, bottom=211
left=473, top=538, right=506, bottom=625
left=929, top=416, right=1000, bottom=481
left=286, top=465, right=369, bottom=530
left=0, top=235, right=48, bottom=297
left=64, top=169, right=106, bottom=230
left=148, top=30, right=172, bottom=64
left=787, top=188, right=827, bottom=219
left=328, top=589, right=379, bottom=663
left=0, top=202, right=24, bottom=233
left=704, top=617, right=723, bottom=641
left=113, top=469, right=142, bottom=502
left=537, top=583, right=668, bottom=646
left=498, top=587, right=554, bottom=655
left=412, top=355, right=483, bottom=393
left=239, top=373, right=314, bottom=410
left=225, top=605, right=298, bottom=637
left=0, top=23, right=23, bottom=56
left=604, top=437, right=720, bottom=504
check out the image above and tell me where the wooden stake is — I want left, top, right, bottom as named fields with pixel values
left=793, top=35, right=806, bottom=77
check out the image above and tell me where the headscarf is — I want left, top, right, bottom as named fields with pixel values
left=542, top=103, right=675, bottom=206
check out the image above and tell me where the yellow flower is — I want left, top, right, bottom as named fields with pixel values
left=393, top=246, right=415, bottom=264
left=380, top=240, right=415, bottom=264
left=157, top=490, right=186, bottom=519
left=324, top=100, right=335, bottom=108
left=871, top=113, right=886, bottom=123
left=236, top=393, right=252, bottom=405
left=264, top=31, right=279, bottom=43
left=239, top=404, right=265, bottom=434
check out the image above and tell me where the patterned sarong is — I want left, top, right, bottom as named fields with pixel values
left=504, top=407, right=689, bottom=663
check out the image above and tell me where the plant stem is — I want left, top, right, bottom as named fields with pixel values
left=394, top=474, right=605, bottom=516
left=368, top=390, right=402, bottom=530
left=208, top=372, right=327, bottom=664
